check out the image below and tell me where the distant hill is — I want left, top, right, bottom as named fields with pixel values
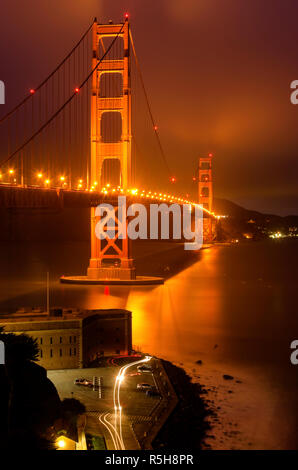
left=213, top=198, right=264, bottom=219
left=213, top=198, right=298, bottom=224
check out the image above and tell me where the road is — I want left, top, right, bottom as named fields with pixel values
left=48, top=359, right=159, bottom=450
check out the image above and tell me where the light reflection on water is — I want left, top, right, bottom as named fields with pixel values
left=1, top=240, right=298, bottom=448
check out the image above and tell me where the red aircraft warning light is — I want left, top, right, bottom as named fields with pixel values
left=208, top=153, right=213, bottom=157
left=30, top=89, right=35, bottom=94
left=170, top=177, right=176, bottom=183
left=75, top=87, right=80, bottom=93
left=125, top=13, right=129, bottom=19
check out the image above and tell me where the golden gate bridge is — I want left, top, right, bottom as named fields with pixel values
left=0, top=16, right=217, bottom=284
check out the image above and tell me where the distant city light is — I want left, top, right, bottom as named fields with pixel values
left=270, top=232, right=284, bottom=239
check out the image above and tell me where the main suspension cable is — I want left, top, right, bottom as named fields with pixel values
left=129, top=30, right=172, bottom=177
left=0, top=19, right=95, bottom=124
left=0, top=23, right=124, bottom=168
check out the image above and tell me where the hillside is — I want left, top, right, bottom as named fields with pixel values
left=213, top=198, right=298, bottom=241
left=214, top=198, right=298, bottom=223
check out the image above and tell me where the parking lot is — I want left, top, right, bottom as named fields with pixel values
left=48, top=359, right=161, bottom=449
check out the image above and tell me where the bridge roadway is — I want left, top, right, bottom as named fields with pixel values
left=0, top=184, right=203, bottom=212
left=0, top=184, right=118, bottom=209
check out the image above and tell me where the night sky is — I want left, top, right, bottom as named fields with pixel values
left=0, top=0, right=298, bottom=215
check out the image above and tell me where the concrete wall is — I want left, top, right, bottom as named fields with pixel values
left=82, top=312, right=132, bottom=365
left=0, top=310, right=132, bottom=370
left=1, top=319, right=82, bottom=369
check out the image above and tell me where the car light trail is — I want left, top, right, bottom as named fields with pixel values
left=98, top=412, right=119, bottom=450
left=112, top=355, right=152, bottom=450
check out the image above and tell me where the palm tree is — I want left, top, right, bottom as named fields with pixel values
left=0, top=332, right=39, bottom=364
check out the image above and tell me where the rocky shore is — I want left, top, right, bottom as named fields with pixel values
left=152, top=360, right=211, bottom=449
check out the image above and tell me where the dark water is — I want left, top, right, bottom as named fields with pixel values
left=0, top=239, right=297, bottom=449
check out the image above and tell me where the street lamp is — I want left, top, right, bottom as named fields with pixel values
left=57, top=438, right=66, bottom=449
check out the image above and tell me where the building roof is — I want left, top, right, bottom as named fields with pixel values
left=0, top=308, right=131, bottom=330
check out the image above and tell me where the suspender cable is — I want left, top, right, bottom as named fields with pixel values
left=0, top=20, right=95, bottom=125
left=129, top=30, right=172, bottom=177
left=0, top=23, right=124, bottom=169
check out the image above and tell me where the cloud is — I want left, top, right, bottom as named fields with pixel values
left=165, top=0, right=207, bottom=23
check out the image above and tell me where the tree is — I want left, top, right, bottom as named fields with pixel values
left=61, top=398, right=86, bottom=417
left=60, top=398, right=86, bottom=443
left=0, top=329, right=60, bottom=450
left=0, top=332, right=39, bottom=364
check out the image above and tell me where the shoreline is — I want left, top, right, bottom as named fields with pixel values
left=151, top=360, right=211, bottom=449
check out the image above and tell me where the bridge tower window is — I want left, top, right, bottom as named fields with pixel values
left=198, top=153, right=214, bottom=241
left=201, top=187, right=209, bottom=197
left=100, top=73, right=123, bottom=98
left=100, top=112, right=122, bottom=143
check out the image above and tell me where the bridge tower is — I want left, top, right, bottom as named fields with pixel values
left=87, top=17, right=135, bottom=280
left=198, top=153, right=214, bottom=242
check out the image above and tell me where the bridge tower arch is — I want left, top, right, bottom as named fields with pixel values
left=90, top=18, right=131, bottom=189
left=88, top=18, right=135, bottom=280
left=198, top=153, right=214, bottom=242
